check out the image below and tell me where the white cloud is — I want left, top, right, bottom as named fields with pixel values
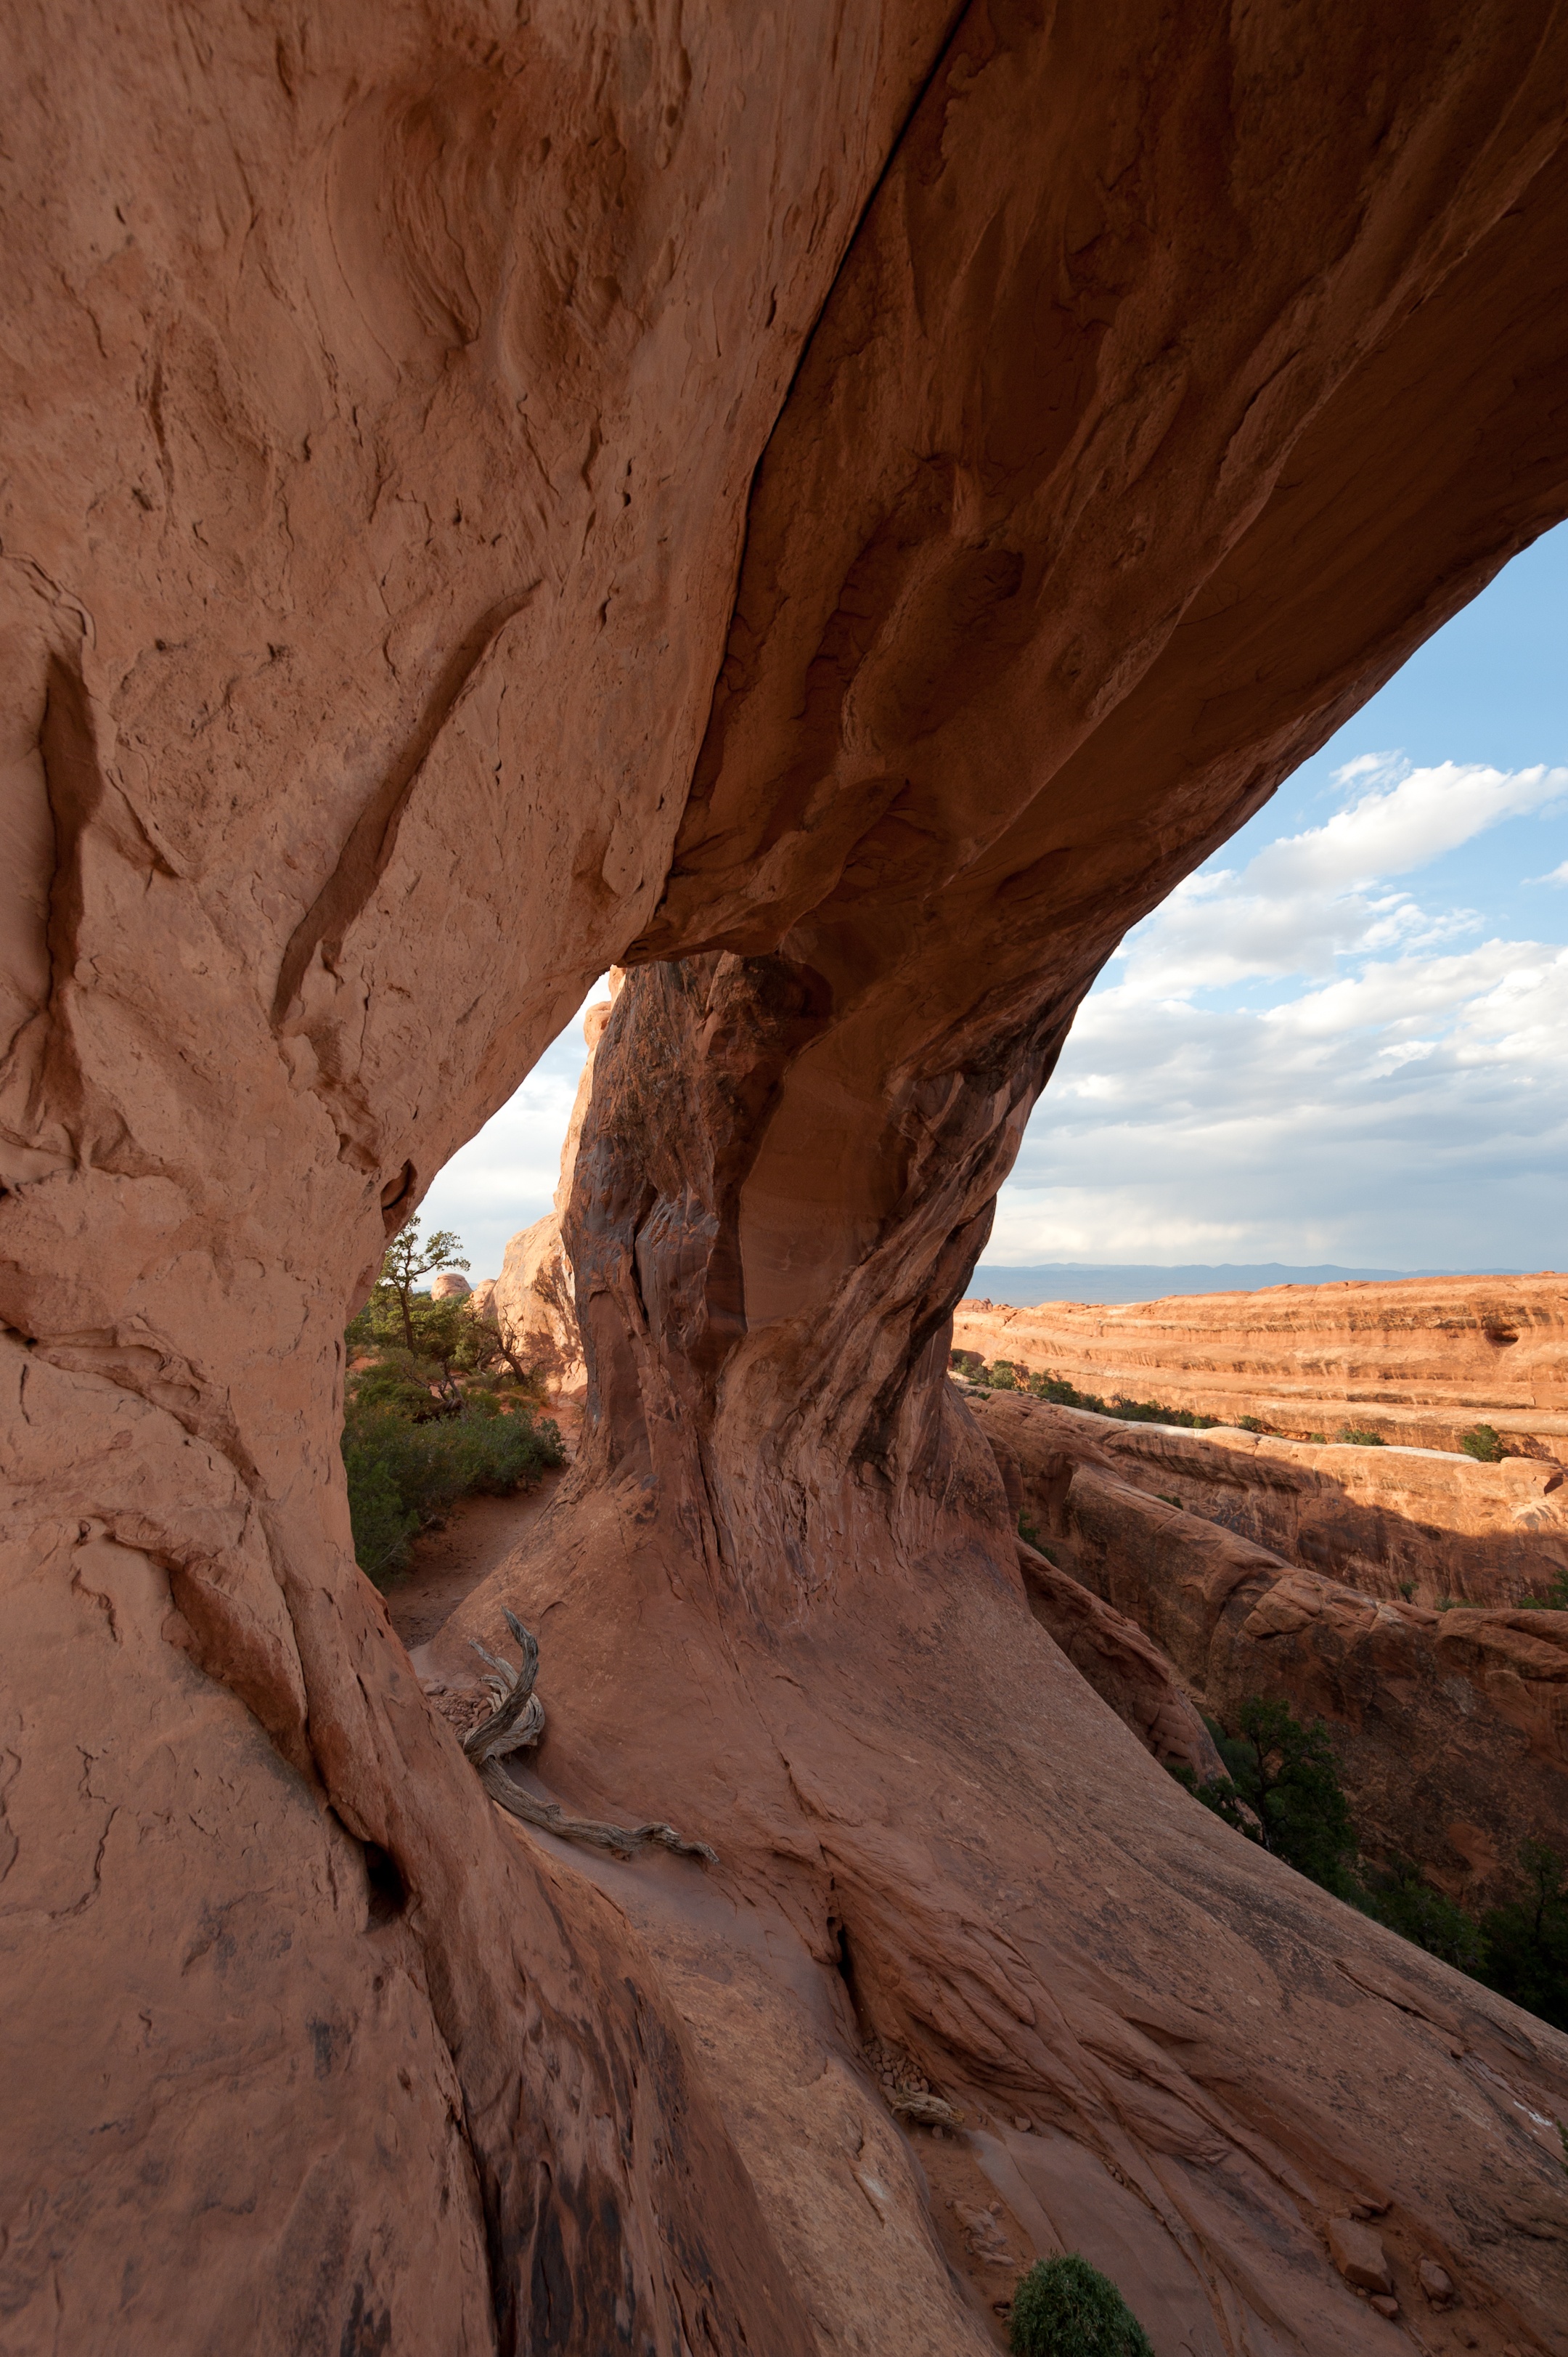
left=1112, top=759, right=1567, bottom=1001
left=417, top=983, right=605, bottom=1277
left=415, top=749, right=1568, bottom=1282
left=1246, top=758, right=1567, bottom=894
left=994, top=759, right=1568, bottom=1268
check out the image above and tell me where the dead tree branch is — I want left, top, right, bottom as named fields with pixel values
left=463, top=1610, right=716, bottom=1864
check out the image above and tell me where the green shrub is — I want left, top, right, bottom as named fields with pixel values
left=1009, top=2255, right=1152, bottom=2357
left=345, top=1449, right=421, bottom=1587
left=342, top=1397, right=565, bottom=1587
left=1460, top=1422, right=1506, bottom=1463
left=1521, top=1569, right=1568, bottom=1611
left=349, top=1353, right=449, bottom=1420
left=1475, top=1841, right=1568, bottom=2033
left=1353, top=1865, right=1489, bottom=1973
left=1034, top=1371, right=1103, bottom=1409
left=1236, top=1414, right=1267, bottom=1433
left=1305, top=1432, right=1328, bottom=1444
left=1336, top=1425, right=1387, bottom=1447
left=954, top=1358, right=1224, bottom=1431
left=1178, top=1700, right=1355, bottom=1892
left=1104, top=1391, right=1219, bottom=1430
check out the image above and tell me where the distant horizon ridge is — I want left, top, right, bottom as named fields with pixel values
left=963, top=1260, right=1546, bottom=1307
left=974, top=1261, right=1471, bottom=1278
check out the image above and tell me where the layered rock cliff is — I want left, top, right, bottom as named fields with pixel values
left=992, top=1403, right=1568, bottom=1608
left=6, top=6, right=1568, bottom=2354
left=953, top=1277, right=1568, bottom=1457
left=971, top=1391, right=1568, bottom=1912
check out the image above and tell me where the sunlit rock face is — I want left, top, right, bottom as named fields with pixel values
left=952, top=1278, right=1568, bottom=1460
left=4, top=4, right=1568, bottom=2351
left=959, top=1361, right=1568, bottom=1605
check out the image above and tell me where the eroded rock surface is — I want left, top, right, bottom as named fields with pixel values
left=6, top=3, right=1568, bottom=2351
left=973, top=1391, right=1568, bottom=1910
left=989, top=1398, right=1568, bottom=1608
left=953, top=1279, right=1568, bottom=1459
left=474, top=991, right=618, bottom=1393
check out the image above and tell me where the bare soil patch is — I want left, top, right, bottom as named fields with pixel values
left=385, top=1397, right=580, bottom=1653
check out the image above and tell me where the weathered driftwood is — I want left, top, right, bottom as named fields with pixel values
left=464, top=1611, right=717, bottom=1864
left=889, top=2093, right=965, bottom=2130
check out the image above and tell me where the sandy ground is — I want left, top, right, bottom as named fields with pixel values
left=385, top=1396, right=581, bottom=1657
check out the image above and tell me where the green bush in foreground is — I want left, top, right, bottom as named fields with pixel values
left=343, top=1396, right=564, bottom=1587
left=1009, top=2255, right=1152, bottom=2357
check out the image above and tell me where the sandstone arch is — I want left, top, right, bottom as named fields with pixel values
left=4, top=4, right=1568, bottom=2353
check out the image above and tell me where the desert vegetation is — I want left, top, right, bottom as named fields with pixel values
left=1008, top=2255, right=1152, bottom=2357
left=955, top=1352, right=1559, bottom=1475
left=954, top=1353, right=1225, bottom=1430
left=342, top=1218, right=564, bottom=1586
left=1461, top=1422, right=1507, bottom=1462
left=1176, top=1698, right=1568, bottom=2031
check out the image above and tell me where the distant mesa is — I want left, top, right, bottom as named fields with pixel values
left=953, top=1271, right=1568, bottom=1461
left=967, top=1261, right=1503, bottom=1307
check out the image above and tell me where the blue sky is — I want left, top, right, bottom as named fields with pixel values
left=991, top=524, right=1568, bottom=1270
left=422, top=524, right=1568, bottom=1280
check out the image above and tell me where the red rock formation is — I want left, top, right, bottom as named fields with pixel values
left=953, top=1277, right=1568, bottom=1458
left=984, top=1401, right=1568, bottom=1608
left=972, top=1391, right=1568, bottom=1910
left=482, top=1213, right=584, bottom=1391
left=0, top=8, right=952, bottom=2344
left=475, top=987, right=616, bottom=1392
left=7, top=5, right=1568, bottom=2352
left=1016, top=1535, right=1225, bottom=1784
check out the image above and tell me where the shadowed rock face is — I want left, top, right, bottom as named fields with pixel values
left=985, top=1397, right=1568, bottom=1608
left=971, top=1392, right=1568, bottom=1913
left=6, top=4, right=1568, bottom=2352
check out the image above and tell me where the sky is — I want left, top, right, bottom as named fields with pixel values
left=420, top=524, right=1568, bottom=1282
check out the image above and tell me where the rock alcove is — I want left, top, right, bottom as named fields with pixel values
left=4, top=6, right=1568, bottom=2353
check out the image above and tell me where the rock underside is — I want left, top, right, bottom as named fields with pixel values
left=4, top=6, right=1568, bottom=2355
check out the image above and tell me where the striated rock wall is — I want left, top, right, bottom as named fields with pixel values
left=953, top=1277, right=1568, bottom=1457
left=992, top=1404, right=1568, bottom=1608
left=971, top=1392, right=1568, bottom=1910
left=6, top=4, right=1568, bottom=2352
